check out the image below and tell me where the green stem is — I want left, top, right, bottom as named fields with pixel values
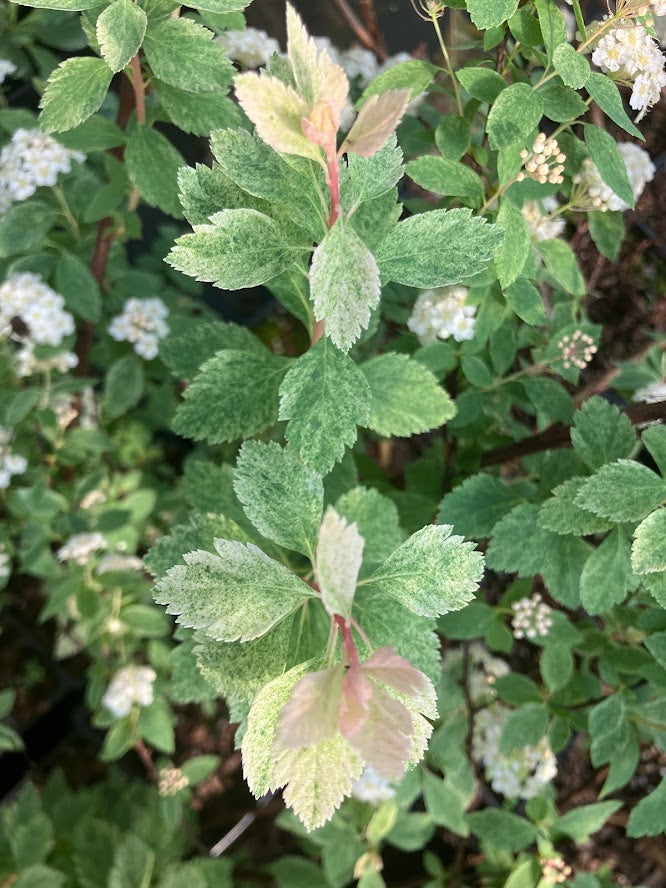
left=430, top=9, right=464, bottom=116
left=571, top=0, right=587, bottom=41
left=51, top=185, right=80, bottom=240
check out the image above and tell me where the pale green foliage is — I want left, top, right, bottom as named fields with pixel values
left=125, top=126, right=183, bottom=217
left=144, top=513, right=249, bottom=579
left=486, top=84, right=543, bottom=149
left=154, top=540, right=314, bottom=642
left=553, top=802, right=622, bottom=843
left=580, top=528, right=636, bottom=614
left=405, top=155, right=484, bottom=203
left=585, top=125, right=634, bottom=209
left=553, top=43, right=590, bottom=89
left=143, top=17, right=233, bottom=93
left=571, top=397, right=637, bottom=469
left=171, top=349, right=290, bottom=444
left=367, top=525, right=484, bottom=618
left=375, top=209, right=503, bottom=289
left=494, top=198, right=531, bottom=289
left=643, top=426, right=666, bottom=477
left=285, top=1, right=347, bottom=114
left=358, top=59, right=437, bottom=104
left=538, top=478, right=614, bottom=536
left=575, top=460, right=666, bottom=522
left=96, top=0, right=147, bottom=74
left=362, top=353, right=456, bottom=437
left=626, top=779, right=666, bottom=837
left=168, top=209, right=308, bottom=289
left=315, top=507, right=364, bottom=621
left=279, top=339, right=371, bottom=473
left=161, top=320, right=266, bottom=381
left=39, top=57, right=113, bottom=133
left=335, top=487, right=403, bottom=566
left=342, top=136, right=404, bottom=204
left=466, top=0, right=519, bottom=29
left=310, top=219, right=380, bottom=352
left=234, top=441, right=323, bottom=559
left=632, top=509, right=666, bottom=574
left=438, top=474, right=536, bottom=539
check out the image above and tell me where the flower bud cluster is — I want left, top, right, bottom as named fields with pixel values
left=102, top=664, right=156, bottom=718
left=511, top=593, right=554, bottom=639
left=522, top=197, right=566, bottom=243
left=557, top=329, right=598, bottom=371
left=158, top=767, right=190, bottom=797
left=633, top=379, right=666, bottom=402
left=351, top=765, right=396, bottom=804
left=108, top=297, right=169, bottom=360
left=473, top=703, right=558, bottom=798
left=0, top=60, right=16, bottom=85
left=517, top=133, right=566, bottom=185
left=408, top=285, right=477, bottom=345
left=0, top=427, right=28, bottom=490
left=541, top=857, right=574, bottom=885
left=0, top=128, right=84, bottom=210
left=56, top=532, right=106, bottom=565
left=591, top=20, right=666, bottom=120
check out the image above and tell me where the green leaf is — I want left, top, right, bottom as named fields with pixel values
left=626, top=778, right=666, bottom=837
left=39, top=57, right=113, bottom=133
left=154, top=540, right=313, bottom=642
left=125, top=125, right=184, bottom=217
left=55, top=251, right=101, bottom=322
left=191, top=0, right=251, bottom=10
left=104, top=355, right=144, bottom=419
left=540, top=83, right=589, bottom=123
left=588, top=210, right=624, bottom=261
left=366, top=525, right=484, bottom=618
left=421, top=769, right=469, bottom=836
left=461, top=355, right=492, bottom=387
left=642, top=425, right=666, bottom=477
left=456, top=67, right=507, bottom=103
left=0, top=201, right=56, bottom=258
left=336, top=487, right=403, bottom=566
left=279, top=338, right=371, bottom=474
left=537, top=238, right=585, bottom=296
left=494, top=197, right=531, bottom=288
left=585, top=125, right=634, bottom=209
left=541, top=644, right=573, bottom=692
left=96, top=0, right=147, bottom=73
left=505, top=276, right=547, bottom=325
left=466, top=0, right=519, bottom=29
left=538, top=478, right=614, bottom=536
left=589, top=695, right=628, bottom=766
left=554, top=801, right=622, bottom=842
left=168, top=209, right=306, bottom=289
left=361, top=353, right=456, bottom=438
left=358, top=60, right=437, bottom=105
left=14, top=867, right=66, bottom=888
left=137, top=699, right=174, bottom=753
left=375, top=208, right=503, bottom=289
left=343, top=135, right=404, bottom=203
left=522, top=376, right=574, bottom=425
left=439, top=601, right=495, bottom=640
left=143, top=16, right=233, bottom=92
left=4, top=389, right=41, bottom=427
left=575, top=460, right=666, bottom=522
left=161, top=319, right=265, bottom=381
left=632, top=509, right=666, bottom=574
left=342, top=88, right=411, bottom=158
left=553, top=42, right=590, bottom=89
left=466, top=809, right=537, bottom=852
left=156, top=83, right=245, bottom=137
left=405, top=156, right=483, bottom=203
left=56, top=114, right=126, bottom=152
left=585, top=72, right=643, bottom=140
left=645, top=631, right=666, bottom=669
left=172, top=349, right=289, bottom=444
left=580, top=528, right=636, bottom=614
left=499, top=703, right=549, bottom=753
left=535, top=0, right=567, bottom=59
left=487, top=84, right=543, bottom=149
left=435, top=115, right=472, bottom=160
left=571, top=396, right=637, bottom=470
left=73, top=820, right=118, bottom=888
left=234, top=440, right=323, bottom=558
left=439, top=474, right=535, bottom=539
left=13, top=0, right=101, bottom=7
left=108, top=835, right=155, bottom=888
left=100, top=718, right=134, bottom=761
left=310, top=219, right=380, bottom=352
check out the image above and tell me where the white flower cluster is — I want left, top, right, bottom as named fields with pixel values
left=517, top=133, right=566, bottom=185
left=97, top=553, right=144, bottom=574
left=522, top=197, right=566, bottom=243
left=408, top=285, right=476, bottom=345
left=158, top=767, right=190, bottom=797
left=0, top=545, right=11, bottom=580
left=0, top=272, right=77, bottom=377
left=511, top=593, right=553, bottom=640
left=108, top=297, right=169, bottom=360
left=473, top=703, right=558, bottom=798
left=591, top=20, right=666, bottom=120
left=557, top=328, right=598, bottom=371
left=0, top=128, right=84, bottom=210
left=0, top=60, right=16, bottom=85
left=573, top=142, right=655, bottom=211
left=541, top=857, right=574, bottom=885
left=633, top=379, right=666, bottom=402
left=218, top=27, right=281, bottom=68
left=56, top=532, right=106, bottom=565
left=351, top=765, right=396, bottom=804
left=102, top=664, right=156, bottom=718
left=0, top=427, right=27, bottom=490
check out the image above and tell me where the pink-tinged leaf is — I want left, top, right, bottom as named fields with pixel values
left=301, top=100, right=338, bottom=151
left=348, top=685, right=413, bottom=780
left=362, top=646, right=430, bottom=698
left=234, top=71, right=323, bottom=163
left=339, top=665, right=373, bottom=737
left=341, top=89, right=411, bottom=158
left=286, top=2, right=348, bottom=124
left=277, top=665, right=344, bottom=749
left=315, top=507, right=364, bottom=621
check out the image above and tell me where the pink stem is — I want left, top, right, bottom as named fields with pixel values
left=326, top=142, right=341, bottom=228
left=335, top=614, right=359, bottom=668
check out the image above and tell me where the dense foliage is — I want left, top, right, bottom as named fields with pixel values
left=1, top=0, right=665, bottom=885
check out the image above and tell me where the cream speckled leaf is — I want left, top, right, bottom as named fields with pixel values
left=335, top=487, right=403, bottom=565
left=366, top=525, right=484, bottom=617
left=274, top=734, right=363, bottom=830
left=632, top=509, right=666, bottom=574
left=154, top=540, right=314, bottom=642
left=234, top=71, right=322, bottom=162
left=39, top=57, right=113, bottom=133
left=310, top=219, right=380, bottom=352
left=315, top=507, right=364, bottom=621
left=286, top=2, right=348, bottom=118
left=341, top=89, right=410, bottom=158
left=243, top=661, right=317, bottom=797
left=96, top=0, right=147, bottom=74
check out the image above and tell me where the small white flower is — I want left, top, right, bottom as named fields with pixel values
left=102, top=665, right=156, bottom=718
left=408, top=285, right=476, bottom=345
left=0, top=431, right=27, bottom=490
left=0, top=60, right=16, bottom=85
left=218, top=27, right=281, bottom=68
left=351, top=766, right=395, bottom=804
left=56, top=532, right=106, bottom=565
left=158, top=766, right=190, bottom=796
left=511, top=593, right=553, bottom=641
left=633, top=379, right=666, bottom=403
left=522, top=198, right=566, bottom=243
left=573, top=143, right=655, bottom=212
left=107, top=297, right=169, bottom=360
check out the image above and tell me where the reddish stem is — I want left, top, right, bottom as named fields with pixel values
left=134, top=739, right=156, bottom=779
left=326, top=143, right=341, bottom=229
left=335, top=614, right=360, bottom=668
left=129, top=54, right=146, bottom=126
